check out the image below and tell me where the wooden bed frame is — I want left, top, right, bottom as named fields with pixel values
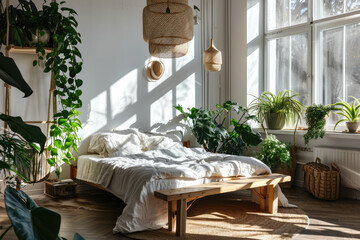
left=70, top=140, right=290, bottom=237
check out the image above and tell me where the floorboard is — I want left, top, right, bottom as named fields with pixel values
left=0, top=186, right=359, bottom=239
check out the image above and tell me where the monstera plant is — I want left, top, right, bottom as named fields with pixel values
left=175, top=101, right=262, bottom=156
left=2, top=186, right=85, bottom=240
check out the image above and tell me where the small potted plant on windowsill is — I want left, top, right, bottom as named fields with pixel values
left=304, top=104, right=332, bottom=144
left=334, top=97, right=360, bottom=133
left=249, top=90, right=304, bottom=130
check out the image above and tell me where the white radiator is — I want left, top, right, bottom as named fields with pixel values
left=314, top=147, right=360, bottom=191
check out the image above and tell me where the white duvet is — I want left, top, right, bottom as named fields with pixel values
left=76, top=147, right=290, bottom=233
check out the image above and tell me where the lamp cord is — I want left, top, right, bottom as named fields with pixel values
left=211, top=0, right=214, bottom=38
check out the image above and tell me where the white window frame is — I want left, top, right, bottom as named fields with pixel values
left=264, top=0, right=360, bottom=128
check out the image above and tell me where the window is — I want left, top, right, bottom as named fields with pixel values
left=265, top=0, right=360, bottom=126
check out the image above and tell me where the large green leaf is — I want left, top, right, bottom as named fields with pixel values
left=0, top=53, right=33, bottom=97
left=0, top=114, right=46, bottom=152
left=238, top=125, right=263, bottom=146
left=5, top=186, right=61, bottom=240
left=73, top=233, right=85, bottom=240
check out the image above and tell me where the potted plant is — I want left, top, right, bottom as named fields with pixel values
left=175, top=101, right=263, bottom=156
left=249, top=90, right=304, bottom=130
left=257, top=134, right=294, bottom=187
left=334, top=97, right=360, bottom=133
left=304, top=104, right=332, bottom=144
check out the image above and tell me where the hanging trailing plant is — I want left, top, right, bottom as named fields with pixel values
left=31, top=1, right=83, bottom=178
left=304, top=104, right=332, bottom=145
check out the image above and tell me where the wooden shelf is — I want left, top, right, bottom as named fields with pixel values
left=24, top=121, right=55, bottom=124
left=6, top=45, right=53, bottom=55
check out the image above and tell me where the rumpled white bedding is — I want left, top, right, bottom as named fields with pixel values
left=76, top=147, right=290, bottom=233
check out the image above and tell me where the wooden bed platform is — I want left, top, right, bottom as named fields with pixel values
left=155, top=174, right=291, bottom=237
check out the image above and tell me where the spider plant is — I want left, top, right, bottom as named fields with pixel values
left=249, top=90, right=304, bottom=130
left=334, top=97, right=360, bottom=133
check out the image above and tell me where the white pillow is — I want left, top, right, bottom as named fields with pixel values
left=141, top=131, right=183, bottom=151
left=88, top=132, right=142, bottom=157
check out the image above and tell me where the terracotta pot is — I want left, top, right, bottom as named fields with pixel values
left=265, top=112, right=286, bottom=130
left=346, top=122, right=358, bottom=133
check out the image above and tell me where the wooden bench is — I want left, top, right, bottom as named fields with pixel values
left=154, top=173, right=291, bottom=237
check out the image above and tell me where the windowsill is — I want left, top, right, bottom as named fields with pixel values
left=255, top=128, right=360, bottom=140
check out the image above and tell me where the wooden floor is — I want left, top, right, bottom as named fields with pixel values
left=0, top=186, right=359, bottom=240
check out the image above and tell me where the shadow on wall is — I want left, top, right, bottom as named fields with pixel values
left=62, top=0, right=203, bottom=150
left=80, top=38, right=201, bottom=135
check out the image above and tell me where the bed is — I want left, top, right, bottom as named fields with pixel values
left=73, top=129, right=291, bottom=234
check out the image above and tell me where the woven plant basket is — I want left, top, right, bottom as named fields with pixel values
left=143, top=0, right=193, bottom=46
left=303, top=157, right=341, bottom=200
left=16, top=150, right=50, bottom=183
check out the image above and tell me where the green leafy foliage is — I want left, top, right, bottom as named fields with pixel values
left=249, top=90, right=304, bottom=128
left=333, top=97, right=360, bottom=130
left=0, top=1, right=83, bottom=178
left=304, top=104, right=331, bottom=145
left=175, top=101, right=262, bottom=155
left=33, top=2, right=82, bottom=178
left=4, top=186, right=85, bottom=240
left=257, top=134, right=291, bottom=169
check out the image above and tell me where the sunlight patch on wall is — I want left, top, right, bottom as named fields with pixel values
left=247, top=2, right=260, bottom=44
left=150, top=90, right=173, bottom=127
left=147, top=57, right=174, bottom=92
left=81, top=90, right=107, bottom=139
left=176, top=73, right=196, bottom=113
left=110, top=69, right=138, bottom=119
left=247, top=48, right=259, bottom=105
left=176, top=38, right=195, bottom=72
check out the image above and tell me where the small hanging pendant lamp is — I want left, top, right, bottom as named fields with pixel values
left=203, top=0, right=222, bottom=72
left=204, top=38, right=222, bottom=71
left=143, top=0, right=194, bottom=58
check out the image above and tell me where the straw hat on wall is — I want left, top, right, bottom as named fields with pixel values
left=145, top=60, right=165, bottom=81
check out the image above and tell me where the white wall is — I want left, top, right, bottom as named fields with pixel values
left=1, top=0, right=210, bottom=192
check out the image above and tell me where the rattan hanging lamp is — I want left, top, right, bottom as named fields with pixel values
left=143, top=0, right=194, bottom=58
left=204, top=0, right=222, bottom=71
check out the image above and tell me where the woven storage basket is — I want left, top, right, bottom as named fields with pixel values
left=303, top=157, right=341, bottom=200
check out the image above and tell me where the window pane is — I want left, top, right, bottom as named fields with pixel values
left=345, top=22, right=360, bottom=101
left=321, top=27, right=344, bottom=105
left=267, top=0, right=308, bottom=31
left=321, top=27, right=343, bottom=124
left=291, top=0, right=308, bottom=26
left=267, top=33, right=309, bottom=106
left=321, top=0, right=344, bottom=18
left=291, top=34, right=308, bottom=105
left=347, top=0, right=360, bottom=11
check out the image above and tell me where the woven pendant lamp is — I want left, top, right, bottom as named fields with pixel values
left=143, top=0, right=194, bottom=58
left=204, top=0, right=222, bottom=72
left=204, top=38, right=222, bottom=71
